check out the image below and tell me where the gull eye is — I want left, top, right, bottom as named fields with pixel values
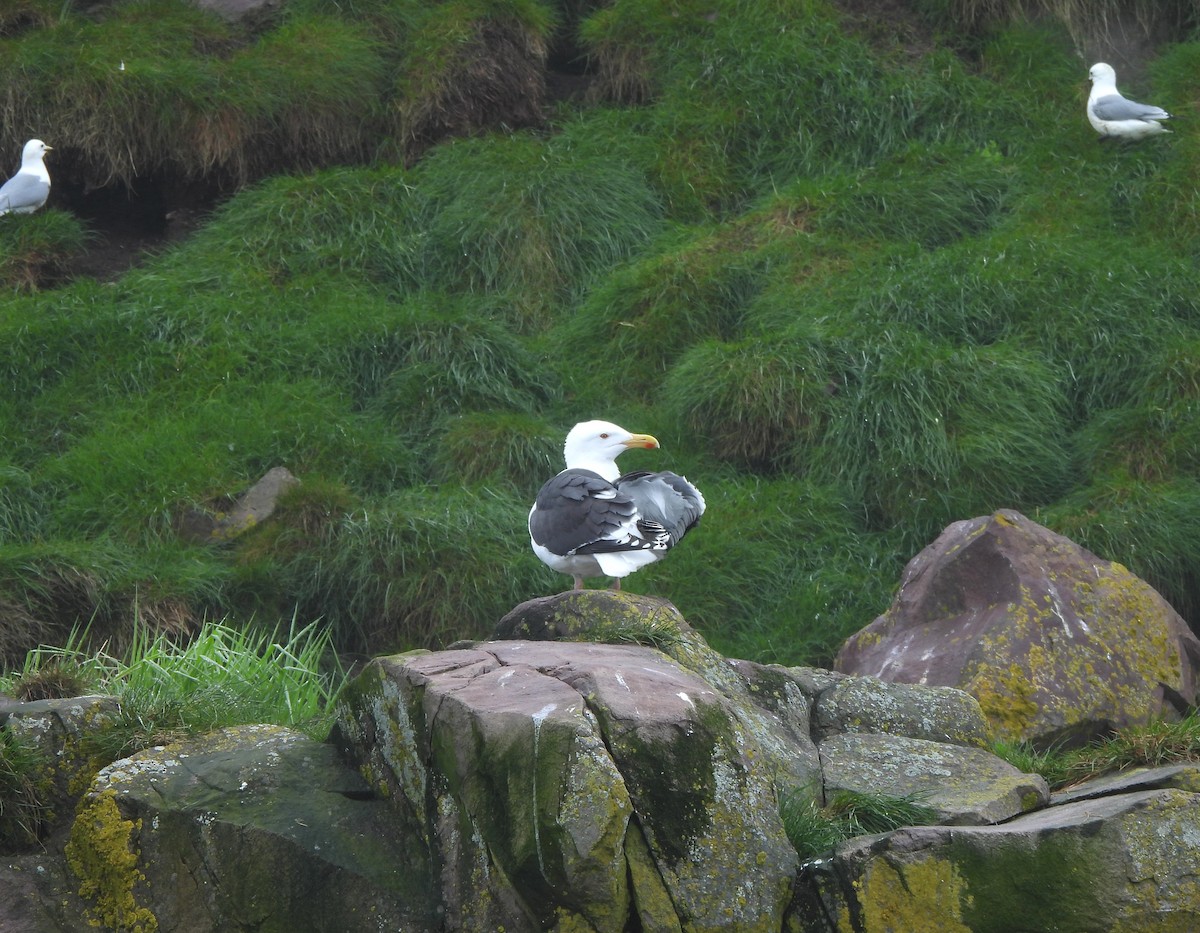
left=600, top=433, right=609, bottom=438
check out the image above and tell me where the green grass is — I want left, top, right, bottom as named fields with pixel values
left=277, top=487, right=546, bottom=654
left=4, top=4, right=1200, bottom=679
left=993, top=712, right=1200, bottom=791
left=0, top=726, right=48, bottom=849
left=0, top=1, right=389, bottom=187
left=1, top=617, right=346, bottom=754
left=0, top=210, right=90, bottom=290
left=415, top=131, right=665, bottom=325
left=780, top=785, right=940, bottom=861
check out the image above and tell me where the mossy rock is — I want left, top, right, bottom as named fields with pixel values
left=799, top=788, right=1200, bottom=932
left=837, top=510, right=1200, bottom=747
left=336, top=636, right=800, bottom=932
left=70, top=724, right=437, bottom=933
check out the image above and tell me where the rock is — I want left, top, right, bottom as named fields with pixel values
left=191, top=0, right=281, bottom=26
left=810, top=673, right=993, bottom=748
left=333, top=635, right=801, bottom=933
left=0, top=855, right=90, bottom=933
left=818, top=733, right=1049, bottom=825
left=1049, top=762, right=1200, bottom=805
left=0, top=695, right=119, bottom=846
left=8, top=589, right=1197, bottom=932
left=178, top=466, right=299, bottom=543
left=211, top=466, right=299, bottom=540
left=798, top=788, right=1200, bottom=932
left=835, top=510, right=1200, bottom=747
left=66, top=724, right=437, bottom=933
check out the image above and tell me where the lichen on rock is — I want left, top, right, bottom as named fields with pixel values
left=65, top=789, right=157, bottom=933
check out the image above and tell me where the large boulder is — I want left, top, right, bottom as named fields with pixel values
left=66, top=724, right=437, bottom=933
left=835, top=510, right=1200, bottom=746
left=332, top=636, right=803, bottom=933
left=796, top=780, right=1200, bottom=932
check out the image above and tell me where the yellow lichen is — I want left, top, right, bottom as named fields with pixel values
left=840, top=856, right=973, bottom=933
left=65, top=790, right=158, bottom=933
left=969, top=662, right=1038, bottom=742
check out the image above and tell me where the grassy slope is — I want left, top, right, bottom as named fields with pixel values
left=3, top=0, right=1200, bottom=667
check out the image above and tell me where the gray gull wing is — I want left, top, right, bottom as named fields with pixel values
left=613, top=470, right=705, bottom=545
left=0, top=172, right=50, bottom=215
left=1091, top=94, right=1171, bottom=123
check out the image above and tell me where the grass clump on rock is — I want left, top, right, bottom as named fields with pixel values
left=1, top=618, right=344, bottom=754
left=994, top=712, right=1200, bottom=791
left=781, top=785, right=939, bottom=861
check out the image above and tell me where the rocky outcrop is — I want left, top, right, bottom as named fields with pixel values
left=3, top=588, right=1199, bottom=931
left=795, top=771, right=1200, bottom=933
left=330, top=593, right=1048, bottom=932
left=836, top=510, right=1200, bottom=747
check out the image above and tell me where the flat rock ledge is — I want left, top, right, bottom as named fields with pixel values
left=2, top=592, right=1198, bottom=932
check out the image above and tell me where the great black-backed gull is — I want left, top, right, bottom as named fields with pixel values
left=528, top=420, right=706, bottom=590
left=0, top=140, right=51, bottom=216
left=1087, top=63, right=1172, bottom=140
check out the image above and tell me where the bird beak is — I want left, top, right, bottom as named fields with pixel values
left=44, top=145, right=52, bottom=151
left=622, top=433, right=659, bottom=450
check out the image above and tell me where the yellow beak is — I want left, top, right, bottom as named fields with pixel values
left=622, top=433, right=659, bottom=450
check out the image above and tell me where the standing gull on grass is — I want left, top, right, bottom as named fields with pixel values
left=1087, top=63, right=1172, bottom=141
left=529, top=420, right=706, bottom=590
left=0, top=139, right=52, bottom=216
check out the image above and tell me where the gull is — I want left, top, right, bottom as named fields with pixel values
left=529, top=420, right=705, bottom=590
left=0, top=139, right=52, bottom=216
left=1087, top=63, right=1172, bottom=141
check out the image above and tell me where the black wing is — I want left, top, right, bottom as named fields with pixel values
left=529, top=468, right=642, bottom=556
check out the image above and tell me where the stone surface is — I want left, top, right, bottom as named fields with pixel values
left=0, top=695, right=119, bottom=846
left=818, top=732, right=1049, bottom=825
left=810, top=673, right=992, bottom=748
left=334, top=637, right=801, bottom=933
left=1049, top=762, right=1200, bottom=805
left=835, top=510, right=1200, bottom=746
left=798, top=788, right=1200, bottom=932
left=69, top=724, right=436, bottom=933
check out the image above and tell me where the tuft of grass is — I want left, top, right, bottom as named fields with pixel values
left=993, top=713, right=1200, bottom=791
left=781, top=784, right=939, bottom=861
left=0, top=727, right=49, bottom=849
left=553, top=223, right=767, bottom=402
left=363, top=291, right=562, bottom=432
left=593, top=1, right=1001, bottom=216
left=280, top=486, right=548, bottom=655
left=160, top=166, right=428, bottom=287
left=9, top=654, right=94, bottom=701
left=817, top=142, right=1015, bottom=249
left=921, top=0, right=1197, bottom=61
left=0, top=210, right=91, bottom=290
left=0, top=2, right=388, bottom=188
left=590, top=614, right=684, bottom=652
left=415, top=131, right=665, bottom=325
left=809, top=333, right=1073, bottom=551
left=2, top=617, right=346, bottom=760
left=390, top=0, right=555, bottom=159
left=430, top=411, right=560, bottom=489
left=661, top=333, right=835, bottom=472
